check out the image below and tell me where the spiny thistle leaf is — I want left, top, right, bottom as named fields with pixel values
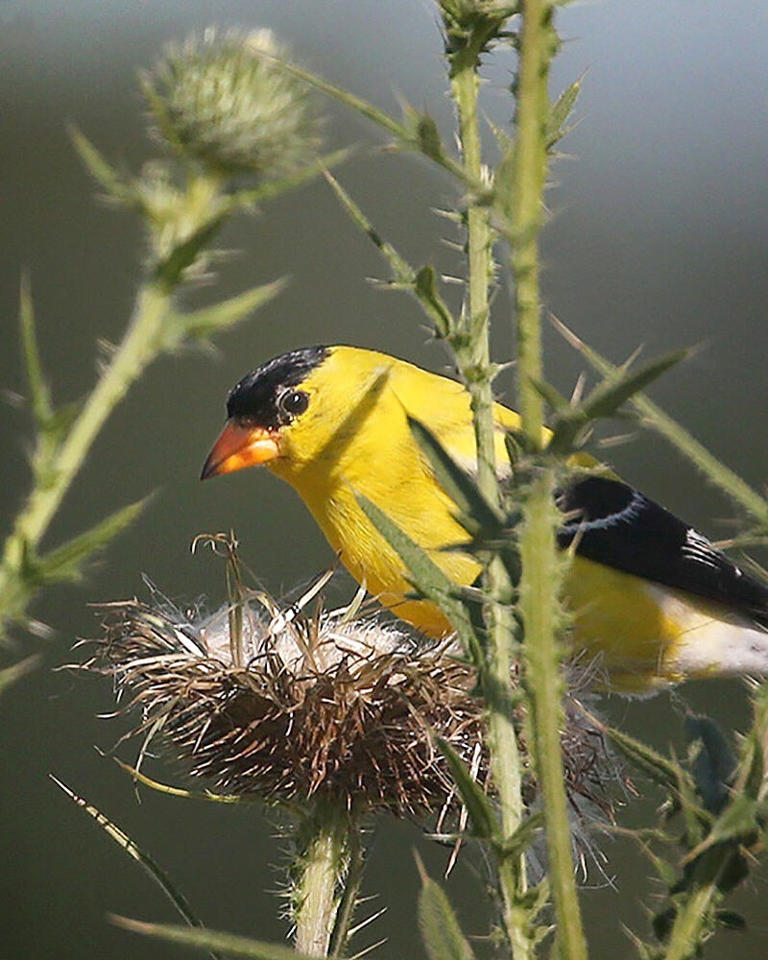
left=166, top=278, right=287, bottom=346
left=406, top=107, right=447, bottom=165
left=530, top=377, right=570, bottom=414
left=600, top=721, right=696, bottom=798
left=408, top=416, right=503, bottom=538
left=545, top=79, right=581, bottom=151
left=19, top=275, right=53, bottom=428
left=552, top=316, right=768, bottom=525
left=69, top=127, right=134, bottom=204
left=111, top=916, right=312, bottom=960
left=324, top=171, right=415, bottom=284
left=498, top=811, right=545, bottom=859
left=547, top=350, right=687, bottom=454
left=356, top=495, right=480, bottom=660
left=153, top=213, right=228, bottom=291
left=681, top=797, right=760, bottom=866
left=417, top=864, right=476, bottom=960
left=231, top=147, right=353, bottom=210
left=31, top=496, right=152, bottom=587
left=323, top=171, right=456, bottom=336
left=414, top=266, right=455, bottom=339
left=245, top=51, right=476, bottom=187
left=436, top=737, right=499, bottom=842
left=50, top=777, right=215, bottom=955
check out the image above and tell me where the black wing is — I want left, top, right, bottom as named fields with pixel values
left=557, top=475, right=768, bottom=628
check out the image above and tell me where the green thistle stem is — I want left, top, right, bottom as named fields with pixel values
left=293, top=801, right=353, bottom=957
left=449, top=26, right=530, bottom=958
left=510, top=1, right=587, bottom=957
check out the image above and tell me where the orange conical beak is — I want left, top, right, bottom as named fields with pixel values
left=200, top=420, right=280, bottom=480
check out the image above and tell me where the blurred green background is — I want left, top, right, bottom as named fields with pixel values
left=2, top=1, right=767, bottom=957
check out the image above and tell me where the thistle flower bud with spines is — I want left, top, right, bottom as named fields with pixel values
left=143, top=28, right=323, bottom=178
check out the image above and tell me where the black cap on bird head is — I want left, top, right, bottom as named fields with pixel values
left=201, top=345, right=329, bottom=479
left=226, top=345, right=329, bottom=427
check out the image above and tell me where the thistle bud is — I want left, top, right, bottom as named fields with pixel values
left=143, top=28, right=322, bottom=178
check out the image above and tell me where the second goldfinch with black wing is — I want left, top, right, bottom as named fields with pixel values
left=201, top=344, right=768, bottom=693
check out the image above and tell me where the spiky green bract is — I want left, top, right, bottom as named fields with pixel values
left=143, top=29, right=322, bottom=178
left=552, top=316, right=768, bottom=531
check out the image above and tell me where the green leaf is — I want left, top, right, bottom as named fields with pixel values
left=32, top=496, right=152, bottom=587
left=582, top=350, right=686, bottom=419
left=51, top=778, right=219, bottom=958
left=153, top=215, right=228, bottom=291
left=324, top=171, right=414, bottom=284
left=548, top=349, right=687, bottom=454
left=602, top=722, right=695, bottom=797
left=356, top=494, right=481, bottom=661
left=436, top=737, right=498, bottom=842
left=545, top=78, right=581, bottom=151
left=111, top=916, right=315, bottom=960
left=413, top=111, right=445, bottom=164
left=530, top=378, right=569, bottom=414
left=247, top=52, right=475, bottom=187
left=498, top=812, right=545, bottom=859
left=19, top=275, right=53, bottom=427
left=418, top=869, right=476, bottom=960
left=324, top=172, right=456, bottom=336
left=171, top=279, right=288, bottom=345
left=408, top=417, right=503, bottom=537
left=69, top=126, right=133, bottom=203
left=413, top=266, right=455, bottom=338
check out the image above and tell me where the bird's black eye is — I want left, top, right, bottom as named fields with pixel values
left=278, top=389, right=309, bottom=420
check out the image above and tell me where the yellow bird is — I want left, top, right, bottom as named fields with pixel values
left=201, top=344, right=768, bottom=693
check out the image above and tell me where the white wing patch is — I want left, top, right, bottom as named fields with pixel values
left=681, top=527, right=726, bottom=571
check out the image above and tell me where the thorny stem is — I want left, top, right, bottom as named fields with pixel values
left=448, top=23, right=530, bottom=958
left=0, top=282, right=172, bottom=607
left=293, top=801, right=353, bottom=957
left=510, top=2, right=588, bottom=958
left=328, top=825, right=364, bottom=959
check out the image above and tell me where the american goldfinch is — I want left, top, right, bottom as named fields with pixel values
left=201, top=344, right=768, bottom=693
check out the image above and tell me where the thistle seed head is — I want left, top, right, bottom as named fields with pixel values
left=83, top=588, right=486, bottom=817
left=81, top=573, right=622, bottom=832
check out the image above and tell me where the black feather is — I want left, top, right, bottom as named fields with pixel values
left=226, top=346, right=329, bottom=427
left=557, top=475, right=768, bottom=627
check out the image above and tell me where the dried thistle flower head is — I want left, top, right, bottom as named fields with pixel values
left=85, top=581, right=487, bottom=817
left=81, top=558, right=621, bottom=833
left=143, top=28, right=322, bottom=177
